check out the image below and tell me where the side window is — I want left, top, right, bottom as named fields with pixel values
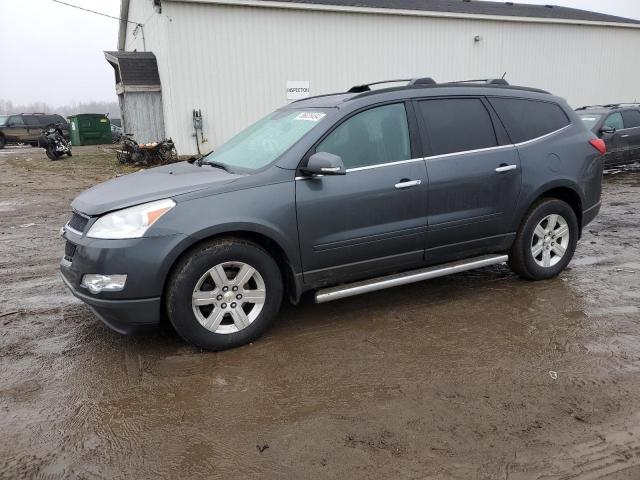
left=316, top=103, right=411, bottom=169
left=488, top=97, right=570, bottom=143
left=417, top=98, right=497, bottom=156
left=621, top=110, right=640, bottom=129
left=24, top=116, right=42, bottom=126
left=603, top=112, right=624, bottom=131
left=8, top=115, right=25, bottom=126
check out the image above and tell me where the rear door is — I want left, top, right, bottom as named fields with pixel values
left=621, top=109, right=640, bottom=162
left=23, top=115, right=43, bottom=143
left=600, top=112, right=628, bottom=166
left=415, top=97, right=521, bottom=261
left=296, top=102, right=428, bottom=286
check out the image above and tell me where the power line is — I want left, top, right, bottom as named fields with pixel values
left=51, top=0, right=141, bottom=25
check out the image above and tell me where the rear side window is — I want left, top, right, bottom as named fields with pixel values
left=621, top=110, right=640, bottom=128
left=24, top=116, right=42, bottom=126
left=603, top=112, right=624, bottom=131
left=489, top=98, right=570, bottom=143
left=417, top=98, right=497, bottom=156
left=317, top=103, right=411, bottom=169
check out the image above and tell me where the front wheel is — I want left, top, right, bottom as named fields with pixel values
left=508, top=198, right=578, bottom=280
left=166, top=238, right=283, bottom=350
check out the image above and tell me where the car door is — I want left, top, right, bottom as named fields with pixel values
left=600, top=112, right=628, bottom=166
left=415, top=97, right=521, bottom=261
left=23, top=115, right=43, bottom=143
left=4, top=115, right=28, bottom=142
left=295, top=102, right=428, bottom=286
left=621, top=109, right=640, bottom=162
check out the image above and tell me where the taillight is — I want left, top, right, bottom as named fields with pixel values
left=589, top=138, right=606, bottom=155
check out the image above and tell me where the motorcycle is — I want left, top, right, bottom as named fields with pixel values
left=38, top=123, right=72, bottom=161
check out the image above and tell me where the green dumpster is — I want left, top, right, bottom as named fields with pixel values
left=68, top=113, right=112, bottom=145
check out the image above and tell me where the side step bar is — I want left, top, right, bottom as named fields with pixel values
left=315, top=254, right=508, bottom=304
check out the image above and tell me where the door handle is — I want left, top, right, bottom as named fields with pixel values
left=395, top=179, right=422, bottom=189
left=495, top=164, right=517, bottom=173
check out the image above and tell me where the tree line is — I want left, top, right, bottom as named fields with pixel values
left=0, top=99, right=120, bottom=119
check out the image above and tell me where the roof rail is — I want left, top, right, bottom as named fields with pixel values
left=347, top=77, right=436, bottom=93
left=447, top=78, right=510, bottom=85
left=20, top=112, right=47, bottom=115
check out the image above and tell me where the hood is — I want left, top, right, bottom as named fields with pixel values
left=72, top=161, right=240, bottom=215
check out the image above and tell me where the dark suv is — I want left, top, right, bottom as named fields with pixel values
left=60, top=78, right=605, bottom=351
left=0, top=113, right=69, bottom=149
left=576, top=104, right=640, bottom=167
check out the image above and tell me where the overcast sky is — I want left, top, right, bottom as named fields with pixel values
left=1, top=0, right=639, bottom=106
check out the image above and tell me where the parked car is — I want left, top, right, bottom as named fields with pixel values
left=0, top=113, right=69, bottom=149
left=575, top=104, right=640, bottom=167
left=110, top=123, right=123, bottom=143
left=60, top=77, right=605, bottom=351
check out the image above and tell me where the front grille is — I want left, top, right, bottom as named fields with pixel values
left=67, top=212, right=89, bottom=233
left=64, top=241, right=76, bottom=261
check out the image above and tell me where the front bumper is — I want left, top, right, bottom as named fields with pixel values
left=60, top=272, right=160, bottom=334
left=59, top=229, right=188, bottom=335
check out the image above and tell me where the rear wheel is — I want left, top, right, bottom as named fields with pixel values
left=166, top=238, right=283, bottom=350
left=45, top=147, right=61, bottom=161
left=508, top=198, right=578, bottom=280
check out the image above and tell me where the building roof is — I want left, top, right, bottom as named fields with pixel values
left=104, top=51, right=161, bottom=86
left=265, top=0, right=640, bottom=25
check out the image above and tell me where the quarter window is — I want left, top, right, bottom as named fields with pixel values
left=603, top=112, right=624, bottom=131
left=417, top=98, right=497, bottom=156
left=316, top=103, right=411, bottom=169
left=488, top=98, right=570, bottom=143
left=621, top=110, right=640, bottom=129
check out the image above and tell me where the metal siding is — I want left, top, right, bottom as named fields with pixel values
left=122, top=92, right=166, bottom=143
left=124, top=1, right=640, bottom=155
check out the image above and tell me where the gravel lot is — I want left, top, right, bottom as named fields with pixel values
left=1, top=146, right=640, bottom=479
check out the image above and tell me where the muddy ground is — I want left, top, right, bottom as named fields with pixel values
left=1, top=145, right=639, bottom=479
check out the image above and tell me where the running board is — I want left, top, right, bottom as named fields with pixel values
left=315, top=254, right=509, bottom=304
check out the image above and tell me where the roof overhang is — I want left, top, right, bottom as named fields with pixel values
left=105, top=51, right=161, bottom=94
left=166, top=0, right=640, bottom=29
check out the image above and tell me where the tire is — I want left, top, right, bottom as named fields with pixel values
left=508, top=198, right=578, bottom=280
left=0, top=135, right=5, bottom=149
left=67, top=149, right=72, bottom=157
left=46, top=147, right=61, bottom=161
left=166, top=238, right=283, bottom=350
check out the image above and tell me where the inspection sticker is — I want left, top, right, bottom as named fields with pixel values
left=295, top=112, right=326, bottom=122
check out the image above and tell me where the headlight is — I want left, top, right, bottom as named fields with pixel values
left=86, top=198, right=176, bottom=239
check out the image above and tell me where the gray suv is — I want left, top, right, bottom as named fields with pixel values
left=60, top=78, right=605, bottom=350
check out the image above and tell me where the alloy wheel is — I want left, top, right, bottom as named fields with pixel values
left=191, top=261, right=266, bottom=334
left=531, top=214, right=570, bottom=268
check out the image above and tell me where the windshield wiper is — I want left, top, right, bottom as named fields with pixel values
left=198, top=159, right=232, bottom=173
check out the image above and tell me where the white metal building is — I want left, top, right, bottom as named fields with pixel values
left=111, top=0, right=640, bottom=155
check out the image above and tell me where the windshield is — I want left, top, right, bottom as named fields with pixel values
left=202, top=109, right=328, bottom=171
left=0, top=116, right=7, bottom=126
left=578, top=113, right=602, bottom=130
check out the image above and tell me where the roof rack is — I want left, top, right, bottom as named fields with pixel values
left=20, top=112, right=47, bottom=115
left=347, top=77, right=436, bottom=93
left=446, top=78, right=510, bottom=86
left=576, top=103, right=640, bottom=110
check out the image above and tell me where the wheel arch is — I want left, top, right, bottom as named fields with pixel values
left=518, top=181, right=584, bottom=234
left=161, top=228, right=303, bottom=309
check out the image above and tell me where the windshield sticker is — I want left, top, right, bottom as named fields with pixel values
left=295, top=112, right=326, bottom=122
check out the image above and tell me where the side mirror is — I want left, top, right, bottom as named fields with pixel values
left=302, top=152, right=346, bottom=176
left=600, top=125, right=616, bottom=135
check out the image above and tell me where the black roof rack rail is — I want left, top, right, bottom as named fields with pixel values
left=19, top=112, right=47, bottom=115
left=347, top=77, right=436, bottom=93
left=447, top=78, right=510, bottom=85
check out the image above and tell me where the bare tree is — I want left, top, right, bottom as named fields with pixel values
left=0, top=99, right=120, bottom=119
